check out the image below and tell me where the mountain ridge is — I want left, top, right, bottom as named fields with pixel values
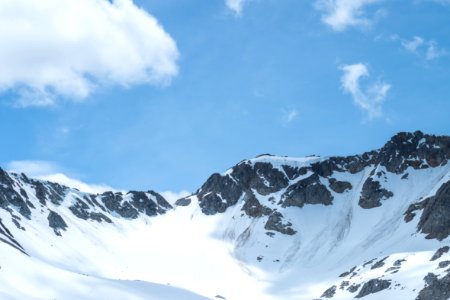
left=0, top=130, right=450, bottom=300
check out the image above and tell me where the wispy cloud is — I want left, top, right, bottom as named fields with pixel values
left=0, top=0, right=179, bottom=107
left=281, top=109, right=299, bottom=126
left=340, top=63, right=390, bottom=120
left=225, top=0, right=246, bottom=15
left=6, top=160, right=114, bottom=194
left=402, top=36, right=424, bottom=53
left=402, top=36, right=446, bottom=60
left=314, top=0, right=382, bottom=31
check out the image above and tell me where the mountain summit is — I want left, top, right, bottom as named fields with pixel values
left=1, top=131, right=450, bottom=300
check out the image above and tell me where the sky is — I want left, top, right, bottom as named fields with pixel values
left=0, top=0, right=449, bottom=194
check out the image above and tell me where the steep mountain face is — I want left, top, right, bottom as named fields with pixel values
left=175, top=130, right=450, bottom=299
left=1, top=131, right=450, bottom=300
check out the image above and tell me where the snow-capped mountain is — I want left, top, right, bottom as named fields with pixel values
left=1, top=131, right=450, bottom=300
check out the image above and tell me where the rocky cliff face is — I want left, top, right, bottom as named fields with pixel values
left=0, top=168, right=171, bottom=247
left=178, top=131, right=450, bottom=239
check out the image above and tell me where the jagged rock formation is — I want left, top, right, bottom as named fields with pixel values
left=355, top=278, right=391, bottom=298
left=0, top=167, right=171, bottom=243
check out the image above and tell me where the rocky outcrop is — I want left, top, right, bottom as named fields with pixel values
left=47, top=210, right=68, bottom=236
left=339, top=266, right=356, bottom=277
left=264, top=212, right=296, bottom=235
left=371, top=256, right=389, bottom=269
left=355, top=278, right=391, bottom=298
left=359, top=177, right=393, bottom=209
left=431, top=246, right=450, bottom=261
left=321, top=285, right=336, bottom=298
left=100, top=191, right=172, bottom=219
left=196, top=173, right=244, bottom=215
left=0, top=167, right=171, bottom=240
left=232, top=162, right=289, bottom=196
left=128, top=191, right=172, bottom=217
left=408, top=181, right=450, bottom=240
left=281, top=174, right=333, bottom=208
left=69, top=197, right=112, bottom=223
left=241, top=192, right=272, bottom=218
left=416, top=273, right=450, bottom=300
left=328, top=178, right=352, bottom=193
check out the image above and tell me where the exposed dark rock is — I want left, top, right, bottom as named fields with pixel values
left=394, top=259, right=406, bottom=266
left=32, top=181, right=47, bottom=205
left=363, top=258, right=377, bottom=268
left=416, top=273, right=450, bottom=300
left=378, top=131, right=450, bottom=174
left=25, top=178, right=67, bottom=206
left=282, top=165, right=308, bottom=180
left=328, top=178, right=352, bottom=194
left=47, top=210, right=67, bottom=236
left=264, top=212, right=296, bottom=235
left=359, top=177, right=394, bottom=209
left=404, top=200, right=427, bottom=223
left=311, top=160, right=338, bottom=178
left=232, top=162, right=289, bottom=195
left=19, top=188, right=28, bottom=200
left=69, top=198, right=90, bottom=220
left=149, top=191, right=172, bottom=210
left=417, top=181, right=450, bottom=240
left=0, top=169, right=32, bottom=219
left=242, top=192, right=272, bottom=218
left=401, top=173, right=409, bottom=180
left=371, top=256, right=389, bottom=270
left=340, top=281, right=350, bottom=290
left=69, top=197, right=112, bottom=223
left=197, top=174, right=243, bottom=215
left=0, top=237, right=28, bottom=255
left=85, top=195, right=106, bottom=212
left=281, top=174, right=333, bottom=208
left=0, top=219, right=13, bottom=238
left=347, top=283, right=361, bottom=293
left=0, top=218, right=25, bottom=253
left=385, top=266, right=400, bottom=273
left=431, top=247, right=450, bottom=261
left=11, top=218, right=24, bottom=230
left=355, top=279, right=391, bottom=298
left=100, top=192, right=139, bottom=219
left=438, top=261, right=450, bottom=269
left=128, top=191, right=171, bottom=217
left=321, top=285, right=336, bottom=298
left=339, top=266, right=356, bottom=277
left=175, top=197, right=191, bottom=206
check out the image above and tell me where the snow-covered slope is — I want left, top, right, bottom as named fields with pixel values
left=1, top=131, right=450, bottom=300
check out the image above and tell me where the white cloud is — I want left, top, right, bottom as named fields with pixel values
left=402, top=36, right=446, bottom=60
left=226, top=0, right=246, bottom=15
left=160, top=190, right=191, bottom=206
left=7, top=160, right=58, bottom=176
left=425, top=41, right=446, bottom=60
left=315, top=0, right=382, bottom=31
left=281, top=109, right=299, bottom=126
left=6, top=160, right=115, bottom=194
left=0, top=0, right=179, bottom=107
left=340, top=63, right=390, bottom=119
left=402, top=36, right=424, bottom=53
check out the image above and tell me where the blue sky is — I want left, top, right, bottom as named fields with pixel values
left=0, top=0, right=449, bottom=193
